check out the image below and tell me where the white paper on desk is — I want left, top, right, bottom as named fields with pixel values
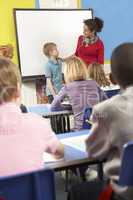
left=43, top=152, right=64, bottom=163
left=61, top=135, right=88, bottom=152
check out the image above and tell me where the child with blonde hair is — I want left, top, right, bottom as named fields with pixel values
left=88, top=62, right=110, bottom=87
left=51, top=57, right=107, bottom=131
left=43, top=42, right=63, bottom=103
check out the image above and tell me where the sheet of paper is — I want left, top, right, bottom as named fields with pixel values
left=61, top=134, right=88, bottom=152
left=43, top=152, right=64, bottom=163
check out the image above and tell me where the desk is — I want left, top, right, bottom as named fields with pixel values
left=45, top=130, right=105, bottom=184
left=102, top=85, right=120, bottom=98
left=27, top=104, right=73, bottom=133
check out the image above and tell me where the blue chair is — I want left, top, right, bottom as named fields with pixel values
left=119, top=141, right=133, bottom=186
left=82, top=107, right=92, bottom=129
left=0, top=169, right=56, bottom=200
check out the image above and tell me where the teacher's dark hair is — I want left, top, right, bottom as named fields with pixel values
left=84, top=17, right=103, bottom=33
left=111, top=43, right=133, bottom=88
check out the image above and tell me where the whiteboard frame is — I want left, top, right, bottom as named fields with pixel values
left=14, top=8, right=93, bottom=82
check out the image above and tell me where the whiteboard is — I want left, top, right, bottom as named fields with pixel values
left=14, top=9, right=93, bottom=79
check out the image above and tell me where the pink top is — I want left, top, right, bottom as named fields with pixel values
left=0, top=103, right=60, bottom=177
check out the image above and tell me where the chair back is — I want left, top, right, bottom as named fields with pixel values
left=82, top=107, right=92, bottom=129
left=0, top=169, right=56, bottom=200
left=119, top=142, right=133, bottom=186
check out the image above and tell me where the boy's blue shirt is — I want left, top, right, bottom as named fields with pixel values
left=44, top=58, right=62, bottom=96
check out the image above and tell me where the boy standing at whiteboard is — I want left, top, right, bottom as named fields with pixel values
left=43, top=42, right=62, bottom=103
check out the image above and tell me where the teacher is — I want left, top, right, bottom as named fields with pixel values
left=75, top=17, right=104, bottom=66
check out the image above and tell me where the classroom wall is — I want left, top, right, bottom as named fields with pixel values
left=0, top=0, right=35, bottom=64
left=0, top=0, right=38, bottom=106
left=81, top=0, right=133, bottom=60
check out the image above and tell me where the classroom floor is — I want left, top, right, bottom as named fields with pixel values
left=55, top=172, right=81, bottom=200
left=55, top=165, right=99, bottom=200
left=55, top=173, right=67, bottom=200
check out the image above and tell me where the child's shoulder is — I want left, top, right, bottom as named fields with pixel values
left=44, top=60, right=53, bottom=70
left=86, top=79, right=98, bottom=86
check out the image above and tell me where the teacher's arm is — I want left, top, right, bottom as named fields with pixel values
left=97, top=40, right=104, bottom=64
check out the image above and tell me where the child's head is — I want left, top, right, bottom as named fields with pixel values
left=88, top=63, right=110, bottom=87
left=0, top=44, right=14, bottom=59
left=64, top=57, right=88, bottom=83
left=111, top=43, right=133, bottom=89
left=0, top=57, right=21, bottom=104
left=43, top=42, right=59, bottom=59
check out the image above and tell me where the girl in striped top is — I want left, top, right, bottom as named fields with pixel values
left=51, top=57, right=107, bottom=131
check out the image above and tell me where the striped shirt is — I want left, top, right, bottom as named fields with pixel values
left=51, top=80, right=107, bottom=131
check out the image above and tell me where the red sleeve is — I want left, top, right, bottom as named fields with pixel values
left=97, top=40, right=104, bottom=64
left=75, top=35, right=83, bottom=56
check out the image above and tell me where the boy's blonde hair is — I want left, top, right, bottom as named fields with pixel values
left=64, top=57, right=88, bottom=83
left=0, top=57, right=21, bottom=103
left=88, top=63, right=110, bottom=87
left=43, top=42, right=56, bottom=57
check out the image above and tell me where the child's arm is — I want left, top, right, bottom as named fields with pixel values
left=99, top=88, right=108, bottom=101
left=51, top=86, right=67, bottom=111
left=85, top=106, right=111, bottom=160
left=44, top=63, right=57, bottom=96
left=97, top=84, right=108, bottom=101
left=47, top=78, right=57, bottom=96
left=42, top=120, right=64, bottom=158
left=53, top=143, right=64, bottom=159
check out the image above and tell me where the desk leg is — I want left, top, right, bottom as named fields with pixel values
left=97, top=163, right=104, bottom=180
left=66, top=115, right=70, bottom=132
left=50, top=116, right=58, bottom=134
left=65, top=169, right=69, bottom=192
left=63, top=115, right=66, bottom=133
left=55, top=115, right=59, bottom=133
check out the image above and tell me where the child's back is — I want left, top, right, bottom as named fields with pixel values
left=52, top=79, right=107, bottom=131
left=0, top=57, right=63, bottom=177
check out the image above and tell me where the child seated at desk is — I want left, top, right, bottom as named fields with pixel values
left=68, top=44, right=133, bottom=200
left=51, top=57, right=107, bottom=131
left=0, top=57, right=64, bottom=176
left=88, top=62, right=110, bottom=87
